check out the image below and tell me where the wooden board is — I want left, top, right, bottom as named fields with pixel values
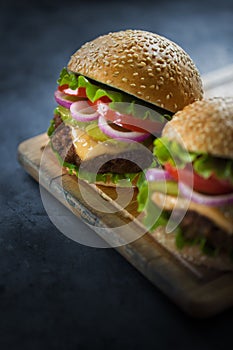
left=17, top=65, right=233, bottom=318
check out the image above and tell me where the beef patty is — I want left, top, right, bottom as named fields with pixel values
left=50, top=114, right=153, bottom=174
left=180, top=210, right=233, bottom=251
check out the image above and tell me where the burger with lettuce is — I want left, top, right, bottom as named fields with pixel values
left=138, top=97, right=233, bottom=270
left=48, top=29, right=203, bottom=186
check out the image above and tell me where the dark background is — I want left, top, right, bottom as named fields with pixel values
left=1, top=0, right=233, bottom=349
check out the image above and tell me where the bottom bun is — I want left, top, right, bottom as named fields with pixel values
left=152, top=227, right=233, bottom=272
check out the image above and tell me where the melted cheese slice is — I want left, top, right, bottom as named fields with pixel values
left=152, top=192, right=233, bottom=234
left=70, top=127, right=120, bottom=161
left=70, top=126, right=145, bottom=161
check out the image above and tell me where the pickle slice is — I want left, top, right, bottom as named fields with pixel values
left=85, top=123, right=109, bottom=141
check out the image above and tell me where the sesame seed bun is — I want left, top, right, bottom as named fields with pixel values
left=68, top=29, right=203, bottom=113
left=162, top=97, right=233, bottom=159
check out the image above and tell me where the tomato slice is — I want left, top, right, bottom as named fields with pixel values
left=87, top=96, right=112, bottom=109
left=58, top=84, right=69, bottom=91
left=165, top=163, right=233, bottom=195
left=58, top=85, right=87, bottom=98
left=93, top=96, right=112, bottom=104
left=97, top=101, right=165, bottom=133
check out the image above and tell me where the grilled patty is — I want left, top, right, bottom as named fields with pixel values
left=180, top=210, right=233, bottom=251
left=50, top=114, right=153, bottom=174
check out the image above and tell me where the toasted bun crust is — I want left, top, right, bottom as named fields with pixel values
left=162, top=97, right=233, bottom=158
left=68, top=30, right=203, bottom=113
left=152, top=227, right=233, bottom=271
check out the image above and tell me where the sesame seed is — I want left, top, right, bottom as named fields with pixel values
left=157, top=58, right=164, bottom=64
left=69, top=30, right=203, bottom=115
left=137, top=91, right=142, bottom=95
left=138, top=62, right=146, bottom=67
left=130, top=83, right=136, bottom=87
left=122, top=77, right=128, bottom=82
left=140, top=85, right=146, bottom=89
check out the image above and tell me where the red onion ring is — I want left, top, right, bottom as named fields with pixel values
left=179, top=181, right=233, bottom=206
left=70, top=101, right=100, bottom=122
left=54, top=90, right=74, bottom=109
left=98, top=114, right=150, bottom=142
left=146, top=168, right=174, bottom=182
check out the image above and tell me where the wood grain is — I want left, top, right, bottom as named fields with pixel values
left=17, top=65, right=233, bottom=317
left=18, top=132, right=233, bottom=318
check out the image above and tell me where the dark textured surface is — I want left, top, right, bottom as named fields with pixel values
left=1, top=0, right=233, bottom=349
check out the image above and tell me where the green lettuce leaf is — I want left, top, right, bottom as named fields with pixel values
left=154, top=137, right=233, bottom=183
left=50, top=142, right=138, bottom=187
left=154, top=137, right=196, bottom=168
left=136, top=172, right=174, bottom=232
left=47, top=119, right=55, bottom=137
left=137, top=171, right=221, bottom=256
left=58, top=69, right=173, bottom=123
left=58, top=68, right=123, bottom=103
left=193, top=154, right=233, bottom=183
left=175, top=230, right=219, bottom=256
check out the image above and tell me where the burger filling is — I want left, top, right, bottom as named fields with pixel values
left=154, top=137, right=233, bottom=195
left=137, top=137, right=233, bottom=259
left=48, top=68, right=172, bottom=185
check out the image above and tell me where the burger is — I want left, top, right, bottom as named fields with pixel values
left=138, top=97, right=233, bottom=270
left=48, top=29, right=203, bottom=186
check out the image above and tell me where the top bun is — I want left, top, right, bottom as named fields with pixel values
left=68, top=29, right=203, bottom=113
left=162, top=97, right=233, bottom=159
